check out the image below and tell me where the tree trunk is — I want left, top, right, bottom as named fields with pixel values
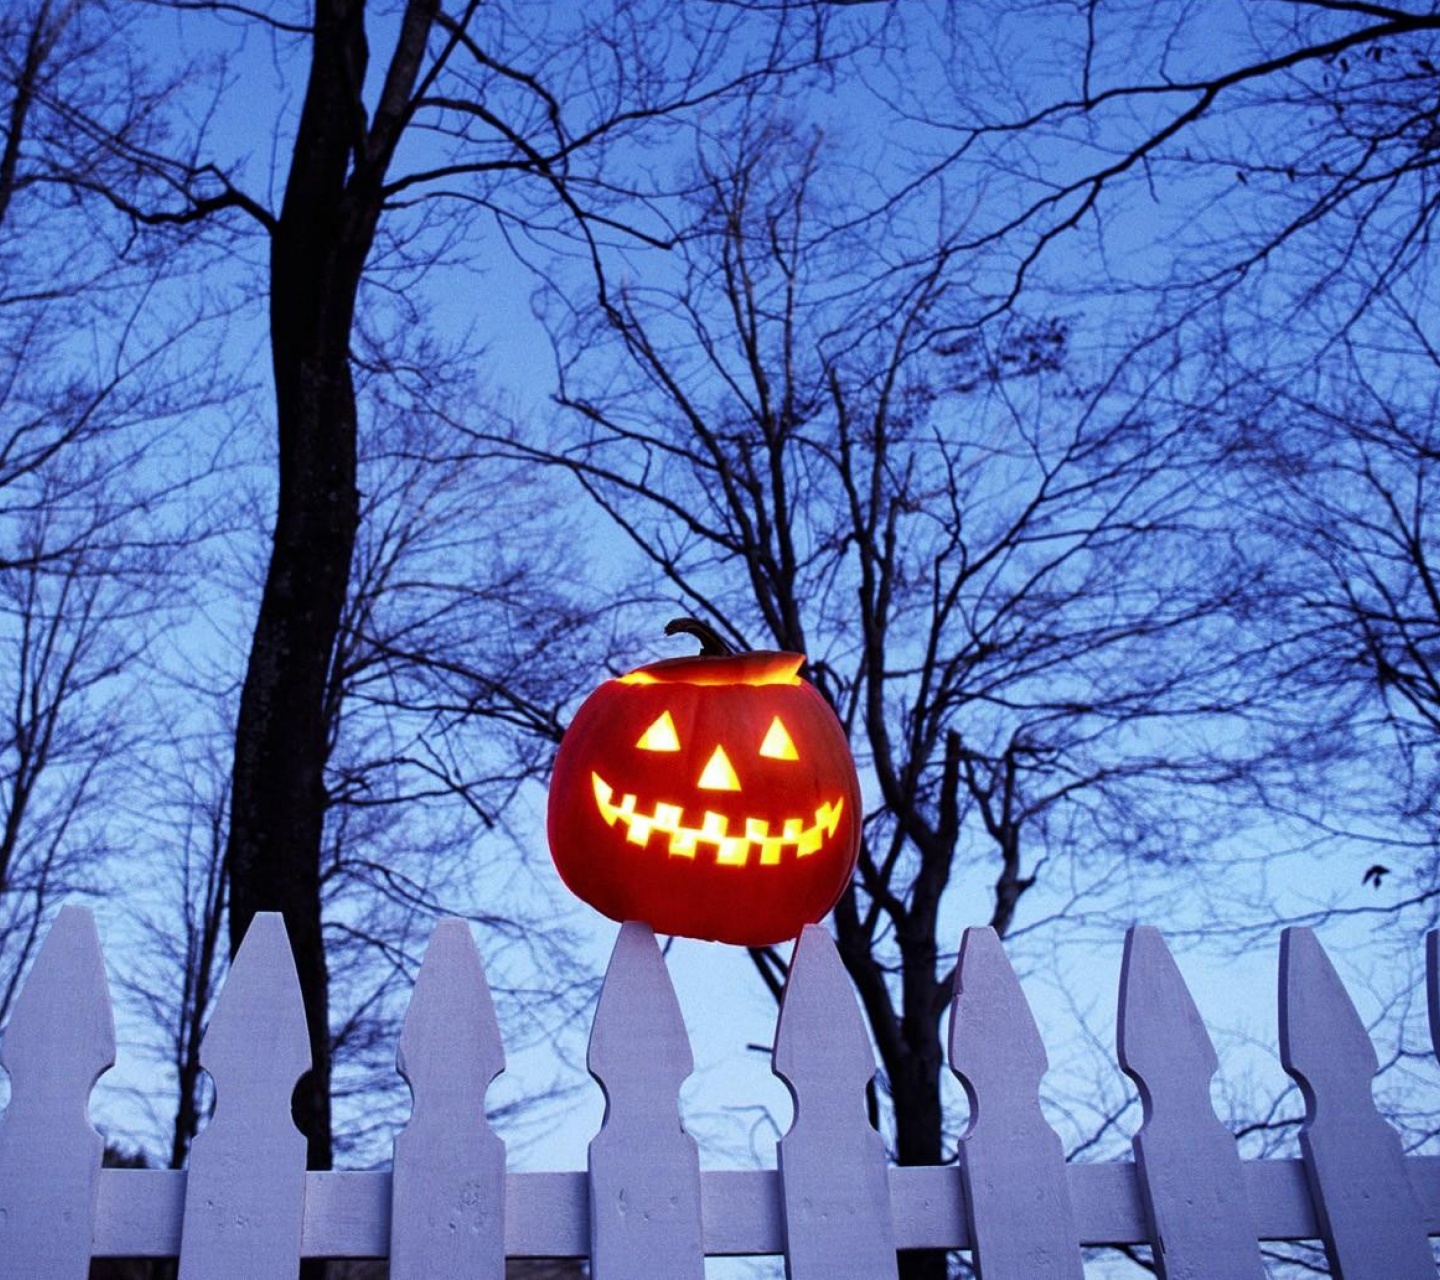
left=834, top=888, right=952, bottom=1280
left=893, top=924, right=950, bottom=1280
left=894, top=1050, right=950, bottom=1280
left=224, top=0, right=375, bottom=1174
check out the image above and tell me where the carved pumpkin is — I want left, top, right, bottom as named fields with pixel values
left=547, top=626, right=861, bottom=945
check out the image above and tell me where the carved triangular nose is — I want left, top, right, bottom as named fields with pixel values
left=697, top=744, right=741, bottom=791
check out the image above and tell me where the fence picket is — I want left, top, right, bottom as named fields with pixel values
left=949, top=925, right=1083, bottom=1280
left=773, top=924, right=898, bottom=1280
left=587, top=921, right=704, bottom=1280
left=1118, top=926, right=1264, bottom=1279
left=178, top=912, right=309, bottom=1280
left=1279, top=926, right=1432, bottom=1279
left=391, top=917, right=506, bottom=1280
left=0, top=904, right=114, bottom=1280
left=5, top=906, right=1440, bottom=1275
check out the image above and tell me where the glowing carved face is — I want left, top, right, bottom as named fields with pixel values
left=591, top=709, right=846, bottom=867
left=547, top=649, right=862, bottom=945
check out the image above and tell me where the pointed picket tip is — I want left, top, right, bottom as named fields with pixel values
left=1279, top=926, right=1376, bottom=1092
left=1118, top=927, right=1265, bottom=1279
left=1280, top=926, right=1432, bottom=1277
left=947, top=927, right=1084, bottom=1280
left=179, top=913, right=310, bottom=1280
left=773, top=925, right=896, bottom=1280
left=0, top=905, right=115, bottom=1279
left=589, top=921, right=693, bottom=1106
left=392, top=918, right=507, bottom=1280
left=397, top=917, right=505, bottom=1104
left=586, top=921, right=703, bottom=1280
left=0, top=903, right=114, bottom=1094
left=199, top=912, right=309, bottom=1108
left=949, top=926, right=1049, bottom=1109
left=1118, top=925, right=1219, bottom=1100
left=774, top=924, right=874, bottom=1095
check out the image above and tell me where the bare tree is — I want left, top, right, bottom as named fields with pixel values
left=113, top=724, right=231, bottom=1174
left=0, top=522, right=138, bottom=1021
left=898, top=0, right=1440, bottom=918
left=0, top=0, right=224, bottom=1025
left=1212, top=289, right=1440, bottom=917
left=57, top=0, right=852, bottom=1170
left=317, top=402, right=615, bottom=1163
left=509, top=123, right=1277, bottom=1280
left=846, top=2, right=1440, bottom=325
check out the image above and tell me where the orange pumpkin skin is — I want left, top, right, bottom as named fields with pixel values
left=547, top=650, right=861, bottom=945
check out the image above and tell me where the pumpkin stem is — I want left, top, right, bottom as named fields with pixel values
left=665, top=616, right=739, bottom=656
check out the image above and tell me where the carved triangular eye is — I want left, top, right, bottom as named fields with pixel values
left=636, top=711, right=680, bottom=752
left=698, top=744, right=741, bottom=791
left=759, top=716, right=799, bottom=761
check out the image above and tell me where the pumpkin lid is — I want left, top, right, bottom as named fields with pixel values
left=619, top=650, right=804, bottom=687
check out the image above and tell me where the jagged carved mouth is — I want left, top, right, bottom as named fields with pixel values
left=591, top=772, right=844, bottom=868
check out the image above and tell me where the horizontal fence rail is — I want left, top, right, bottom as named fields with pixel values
left=1, top=906, right=1438, bottom=1278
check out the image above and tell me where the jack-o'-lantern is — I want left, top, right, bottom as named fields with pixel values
left=547, top=620, right=861, bottom=945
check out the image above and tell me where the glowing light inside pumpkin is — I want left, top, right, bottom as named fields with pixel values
left=636, top=711, right=680, bottom=752
left=591, top=772, right=844, bottom=867
left=759, top=716, right=799, bottom=760
left=635, top=710, right=802, bottom=778
left=697, top=745, right=741, bottom=791
left=617, top=650, right=804, bottom=687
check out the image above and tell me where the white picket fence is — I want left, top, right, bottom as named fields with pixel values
left=0, top=906, right=1438, bottom=1279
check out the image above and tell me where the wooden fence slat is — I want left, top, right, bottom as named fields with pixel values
left=0, top=904, right=114, bottom=1280
left=83, top=1155, right=1440, bottom=1259
left=391, top=917, right=506, bottom=1280
left=11, top=910, right=1440, bottom=1274
left=586, top=921, right=704, bottom=1280
left=1279, top=926, right=1432, bottom=1279
left=1118, top=925, right=1264, bottom=1280
left=178, top=912, right=309, bottom=1280
left=949, top=926, right=1083, bottom=1280
left=773, top=924, right=898, bottom=1280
